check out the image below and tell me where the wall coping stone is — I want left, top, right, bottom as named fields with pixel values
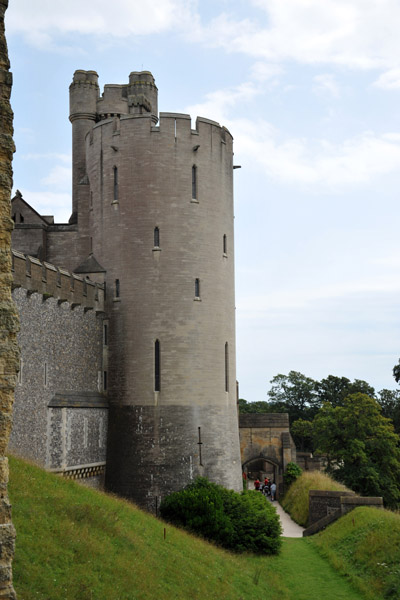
left=341, top=496, right=383, bottom=506
left=239, top=413, right=289, bottom=428
left=12, top=250, right=104, bottom=312
left=309, top=489, right=355, bottom=498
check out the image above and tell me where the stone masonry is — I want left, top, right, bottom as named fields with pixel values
left=9, top=252, right=108, bottom=489
left=239, top=413, right=297, bottom=497
left=0, top=1, right=18, bottom=596
left=11, top=69, right=243, bottom=512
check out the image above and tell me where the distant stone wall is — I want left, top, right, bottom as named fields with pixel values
left=308, top=490, right=355, bottom=525
left=303, top=489, right=384, bottom=536
left=10, top=258, right=108, bottom=489
left=296, top=451, right=324, bottom=471
left=239, top=413, right=297, bottom=498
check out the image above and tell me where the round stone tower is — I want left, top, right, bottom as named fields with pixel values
left=80, top=71, right=242, bottom=511
left=69, top=70, right=99, bottom=222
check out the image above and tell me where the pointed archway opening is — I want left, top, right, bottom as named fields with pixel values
left=242, top=455, right=280, bottom=491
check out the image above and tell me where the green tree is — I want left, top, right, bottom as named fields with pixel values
left=393, top=359, right=400, bottom=384
left=315, top=375, right=375, bottom=407
left=238, top=398, right=271, bottom=414
left=313, top=393, right=400, bottom=508
left=291, top=418, right=314, bottom=452
left=377, top=389, right=400, bottom=435
left=268, top=371, right=320, bottom=423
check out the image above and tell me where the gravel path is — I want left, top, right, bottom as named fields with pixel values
left=247, top=480, right=304, bottom=537
left=271, top=500, right=304, bottom=537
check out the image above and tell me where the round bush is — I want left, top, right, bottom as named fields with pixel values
left=160, top=477, right=281, bottom=554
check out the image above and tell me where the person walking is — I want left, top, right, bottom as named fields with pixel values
left=270, top=482, right=277, bottom=501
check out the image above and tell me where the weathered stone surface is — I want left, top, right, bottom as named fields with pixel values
left=11, top=67, right=244, bottom=514
left=0, top=524, right=15, bottom=565
left=0, top=1, right=19, bottom=594
left=239, top=412, right=297, bottom=497
left=308, top=490, right=355, bottom=526
left=10, top=288, right=106, bottom=483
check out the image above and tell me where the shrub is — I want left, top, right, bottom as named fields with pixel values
left=283, top=462, right=302, bottom=488
left=160, top=477, right=281, bottom=554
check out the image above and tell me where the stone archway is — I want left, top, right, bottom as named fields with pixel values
left=242, top=454, right=280, bottom=480
left=242, top=455, right=279, bottom=491
left=239, top=413, right=297, bottom=497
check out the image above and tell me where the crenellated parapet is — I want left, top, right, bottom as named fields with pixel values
left=11, top=250, right=104, bottom=312
left=96, top=111, right=233, bottom=145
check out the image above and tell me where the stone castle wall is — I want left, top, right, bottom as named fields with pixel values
left=10, top=70, right=244, bottom=511
left=10, top=253, right=108, bottom=489
left=239, top=413, right=297, bottom=497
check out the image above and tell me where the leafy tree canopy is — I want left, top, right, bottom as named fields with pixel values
left=377, top=388, right=400, bottom=435
left=393, top=359, right=400, bottom=384
left=315, top=375, right=375, bottom=407
left=267, top=371, right=320, bottom=422
left=238, top=398, right=270, bottom=414
left=313, top=393, right=400, bottom=508
left=290, top=418, right=314, bottom=452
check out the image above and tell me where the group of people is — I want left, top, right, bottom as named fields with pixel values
left=253, top=477, right=277, bottom=501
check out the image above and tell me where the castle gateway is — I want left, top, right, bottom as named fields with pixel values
left=10, top=70, right=243, bottom=511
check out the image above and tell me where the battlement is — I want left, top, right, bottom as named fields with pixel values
left=91, top=111, right=233, bottom=147
left=70, top=70, right=99, bottom=87
left=156, top=112, right=232, bottom=141
left=12, top=250, right=104, bottom=312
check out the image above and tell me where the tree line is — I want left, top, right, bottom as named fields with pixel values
left=239, top=367, right=400, bottom=508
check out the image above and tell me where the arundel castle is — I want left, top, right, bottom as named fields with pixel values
left=10, top=70, right=296, bottom=510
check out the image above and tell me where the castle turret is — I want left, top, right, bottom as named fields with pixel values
left=128, top=71, right=158, bottom=122
left=69, top=70, right=99, bottom=222
left=82, top=71, right=242, bottom=511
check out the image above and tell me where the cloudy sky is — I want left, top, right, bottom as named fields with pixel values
left=6, top=0, right=400, bottom=400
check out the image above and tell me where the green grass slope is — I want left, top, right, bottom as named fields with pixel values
left=281, top=471, right=351, bottom=526
left=310, top=506, right=400, bottom=600
left=8, top=456, right=366, bottom=600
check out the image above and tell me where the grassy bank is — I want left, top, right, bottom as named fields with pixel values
left=309, top=506, right=400, bottom=600
left=8, top=456, right=366, bottom=600
left=281, top=471, right=350, bottom=526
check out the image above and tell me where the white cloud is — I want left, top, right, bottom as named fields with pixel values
left=9, top=0, right=400, bottom=78
left=373, top=68, right=400, bottom=90
left=250, top=62, right=283, bottom=83
left=190, top=0, right=400, bottom=72
left=7, top=0, right=196, bottom=47
left=313, top=74, right=340, bottom=98
left=234, top=121, right=400, bottom=186
left=15, top=190, right=72, bottom=223
left=185, top=82, right=261, bottom=125
left=186, top=80, right=400, bottom=186
left=41, top=165, right=72, bottom=190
